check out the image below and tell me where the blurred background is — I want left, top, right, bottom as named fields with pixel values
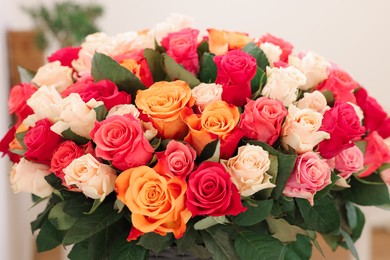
left=0, top=0, right=389, bottom=259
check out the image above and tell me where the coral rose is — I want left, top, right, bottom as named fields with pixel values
left=50, top=141, right=84, bottom=182
left=8, top=83, right=36, bottom=125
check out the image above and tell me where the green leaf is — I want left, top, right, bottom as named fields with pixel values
left=48, top=201, right=77, bottom=230
left=233, top=199, right=273, bottom=226
left=144, top=48, right=166, bottom=82
left=44, top=173, right=66, bottom=191
left=137, top=232, right=173, bottom=254
left=18, top=66, right=35, bottom=83
left=93, top=105, right=108, bottom=122
left=321, top=90, right=335, bottom=107
left=314, top=172, right=338, bottom=200
left=199, top=52, right=217, bottom=83
left=322, top=234, right=341, bottom=251
left=31, top=196, right=61, bottom=232
left=340, top=230, right=360, bottom=260
left=85, top=199, right=103, bottom=215
left=234, top=230, right=288, bottom=260
left=176, top=223, right=197, bottom=253
left=68, top=241, right=89, bottom=260
left=194, top=216, right=230, bottom=230
left=110, top=240, right=148, bottom=260
left=91, top=52, right=146, bottom=98
left=197, top=139, right=220, bottom=163
left=15, top=131, right=27, bottom=150
left=197, top=40, right=210, bottom=57
left=201, top=228, right=239, bottom=260
left=161, top=53, right=201, bottom=88
left=242, top=42, right=269, bottom=70
left=154, top=38, right=165, bottom=53
left=345, top=202, right=365, bottom=241
left=61, top=128, right=89, bottom=145
left=63, top=195, right=94, bottom=218
left=296, top=196, right=340, bottom=234
left=187, top=244, right=213, bottom=259
left=250, top=67, right=267, bottom=100
left=63, top=202, right=123, bottom=245
left=36, top=219, right=64, bottom=252
left=284, top=234, right=312, bottom=260
left=340, top=176, right=390, bottom=205
left=266, top=217, right=307, bottom=243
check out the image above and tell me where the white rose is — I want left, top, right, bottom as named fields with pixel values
left=262, top=66, right=306, bottom=106
left=288, top=51, right=329, bottom=90
left=296, top=90, right=329, bottom=114
left=107, top=104, right=140, bottom=118
left=221, top=144, right=275, bottom=197
left=192, top=83, right=223, bottom=112
left=10, top=158, right=53, bottom=198
left=259, top=42, right=282, bottom=67
left=32, top=61, right=73, bottom=93
left=281, top=105, right=330, bottom=153
left=50, top=93, right=102, bottom=138
left=27, top=85, right=62, bottom=122
left=64, top=154, right=117, bottom=201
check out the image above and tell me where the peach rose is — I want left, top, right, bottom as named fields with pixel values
left=221, top=144, right=275, bottom=197
left=135, top=80, right=194, bottom=139
left=115, top=166, right=191, bottom=240
left=27, top=85, right=63, bottom=122
left=64, top=154, right=117, bottom=201
left=296, top=90, right=329, bottom=114
left=10, top=158, right=53, bottom=198
left=191, top=83, right=223, bottom=112
left=32, top=61, right=74, bottom=93
left=207, top=28, right=252, bottom=55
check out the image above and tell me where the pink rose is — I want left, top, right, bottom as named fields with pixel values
left=257, top=33, right=293, bottom=62
left=48, top=46, right=81, bottom=68
left=154, top=140, right=196, bottom=179
left=8, top=83, right=37, bottom=125
left=239, top=97, right=287, bottom=145
left=90, top=115, right=154, bottom=171
left=334, top=145, right=364, bottom=179
left=283, top=152, right=332, bottom=205
left=319, top=102, right=365, bottom=159
left=186, top=162, right=246, bottom=216
left=161, top=28, right=200, bottom=74
left=214, top=49, right=257, bottom=106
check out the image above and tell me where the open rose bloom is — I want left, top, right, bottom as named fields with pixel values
left=1, top=14, right=389, bottom=260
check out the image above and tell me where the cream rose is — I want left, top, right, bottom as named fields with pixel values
left=27, top=85, right=63, bottom=122
left=10, top=158, right=53, bottom=198
left=262, top=66, right=306, bottom=106
left=50, top=93, right=102, bottom=138
left=296, top=90, right=329, bottom=114
left=152, top=13, right=194, bottom=41
left=288, top=51, right=329, bottom=90
left=191, top=83, right=223, bottom=112
left=63, top=154, right=117, bottom=201
left=221, top=144, right=275, bottom=197
left=259, top=42, right=282, bottom=67
left=282, top=105, right=330, bottom=153
left=32, top=61, right=73, bottom=93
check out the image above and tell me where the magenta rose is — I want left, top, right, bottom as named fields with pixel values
left=90, top=115, right=154, bottom=171
left=239, top=97, right=287, bottom=145
left=161, top=28, right=200, bottom=74
left=186, top=162, right=246, bottom=216
left=334, top=145, right=364, bottom=179
left=318, top=102, right=365, bottom=159
left=24, top=119, right=63, bottom=165
left=283, top=152, right=331, bottom=205
left=214, top=49, right=257, bottom=106
left=154, top=140, right=196, bottom=179
left=257, top=33, right=293, bottom=62
left=47, top=46, right=81, bottom=68
left=8, top=83, right=37, bottom=125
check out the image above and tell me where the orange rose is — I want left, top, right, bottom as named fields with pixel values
left=115, top=166, right=191, bottom=240
left=135, top=80, right=194, bottom=139
left=121, top=59, right=141, bottom=78
left=207, top=28, right=252, bottom=55
left=181, top=100, right=240, bottom=154
left=9, top=124, right=29, bottom=151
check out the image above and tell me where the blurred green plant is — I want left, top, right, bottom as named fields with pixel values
left=22, top=1, right=103, bottom=50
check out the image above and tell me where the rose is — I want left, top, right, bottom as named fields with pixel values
left=259, top=42, right=282, bottom=67
left=32, top=61, right=74, bottom=93
left=186, top=162, right=246, bottom=216
left=27, top=85, right=63, bottom=122
left=10, top=158, right=53, bottom=198
left=154, top=140, right=196, bottom=179
left=24, top=119, right=63, bottom=165
left=214, top=49, right=257, bottom=106
left=64, top=154, right=116, bottom=201
left=119, top=55, right=154, bottom=87
left=319, top=102, right=365, bottom=159
left=283, top=152, right=331, bottom=205
left=380, top=168, right=390, bottom=185
left=239, top=97, right=287, bottom=145
left=50, top=141, right=84, bottom=182
left=135, top=80, right=194, bottom=139
left=0, top=126, right=20, bottom=163
left=191, top=83, right=223, bottom=112
left=90, top=114, right=154, bottom=171
left=50, top=93, right=102, bottom=139
left=221, top=144, right=275, bottom=197
left=281, top=105, right=330, bottom=154
left=334, top=145, right=364, bottom=179
left=207, top=28, right=252, bottom=55
left=288, top=51, right=329, bottom=90
left=115, top=166, right=191, bottom=240
left=257, top=33, right=293, bottom=62
left=161, top=28, right=200, bottom=74
left=151, top=14, right=193, bottom=41
left=48, top=46, right=81, bottom=68
left=8, top=83, right=36, bottom=125
left=296, top=90, right=329, bottom=114
left=262, top=66, right=306, bottom=106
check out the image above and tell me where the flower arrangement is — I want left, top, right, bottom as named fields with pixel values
left=1, top=14, right=390, bottom=259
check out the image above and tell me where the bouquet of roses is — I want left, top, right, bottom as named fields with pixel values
left=1, top=14, right=390, bottom=259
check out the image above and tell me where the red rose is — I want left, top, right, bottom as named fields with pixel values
left=186, top=162, right=246, bottom=216
left=257, top=33, right=293, bottom=62
left=214, top=49, right=257, bottom=106
left=8, top=83, right=37, bottom=125
left=48, top=46, right=81, bottom=68
left=63, top=79, right=131, bottom=110
left=90, top=115, right=154, bottom=171
left=318, top=102, right=365, bottom=159
left=239, top=97, right=287, bottom=145
left=377, top=118, right=390, bottom=139
left=24, top=119, right=63, bottom=165
left=161, top=28, right=200, bottom=74
left=220, top=128, right=246, bottom=159
left=0, top=126, right=21, bottom=163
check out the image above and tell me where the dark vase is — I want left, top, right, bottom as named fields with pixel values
left=148, top=247, right=204, bottom=260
